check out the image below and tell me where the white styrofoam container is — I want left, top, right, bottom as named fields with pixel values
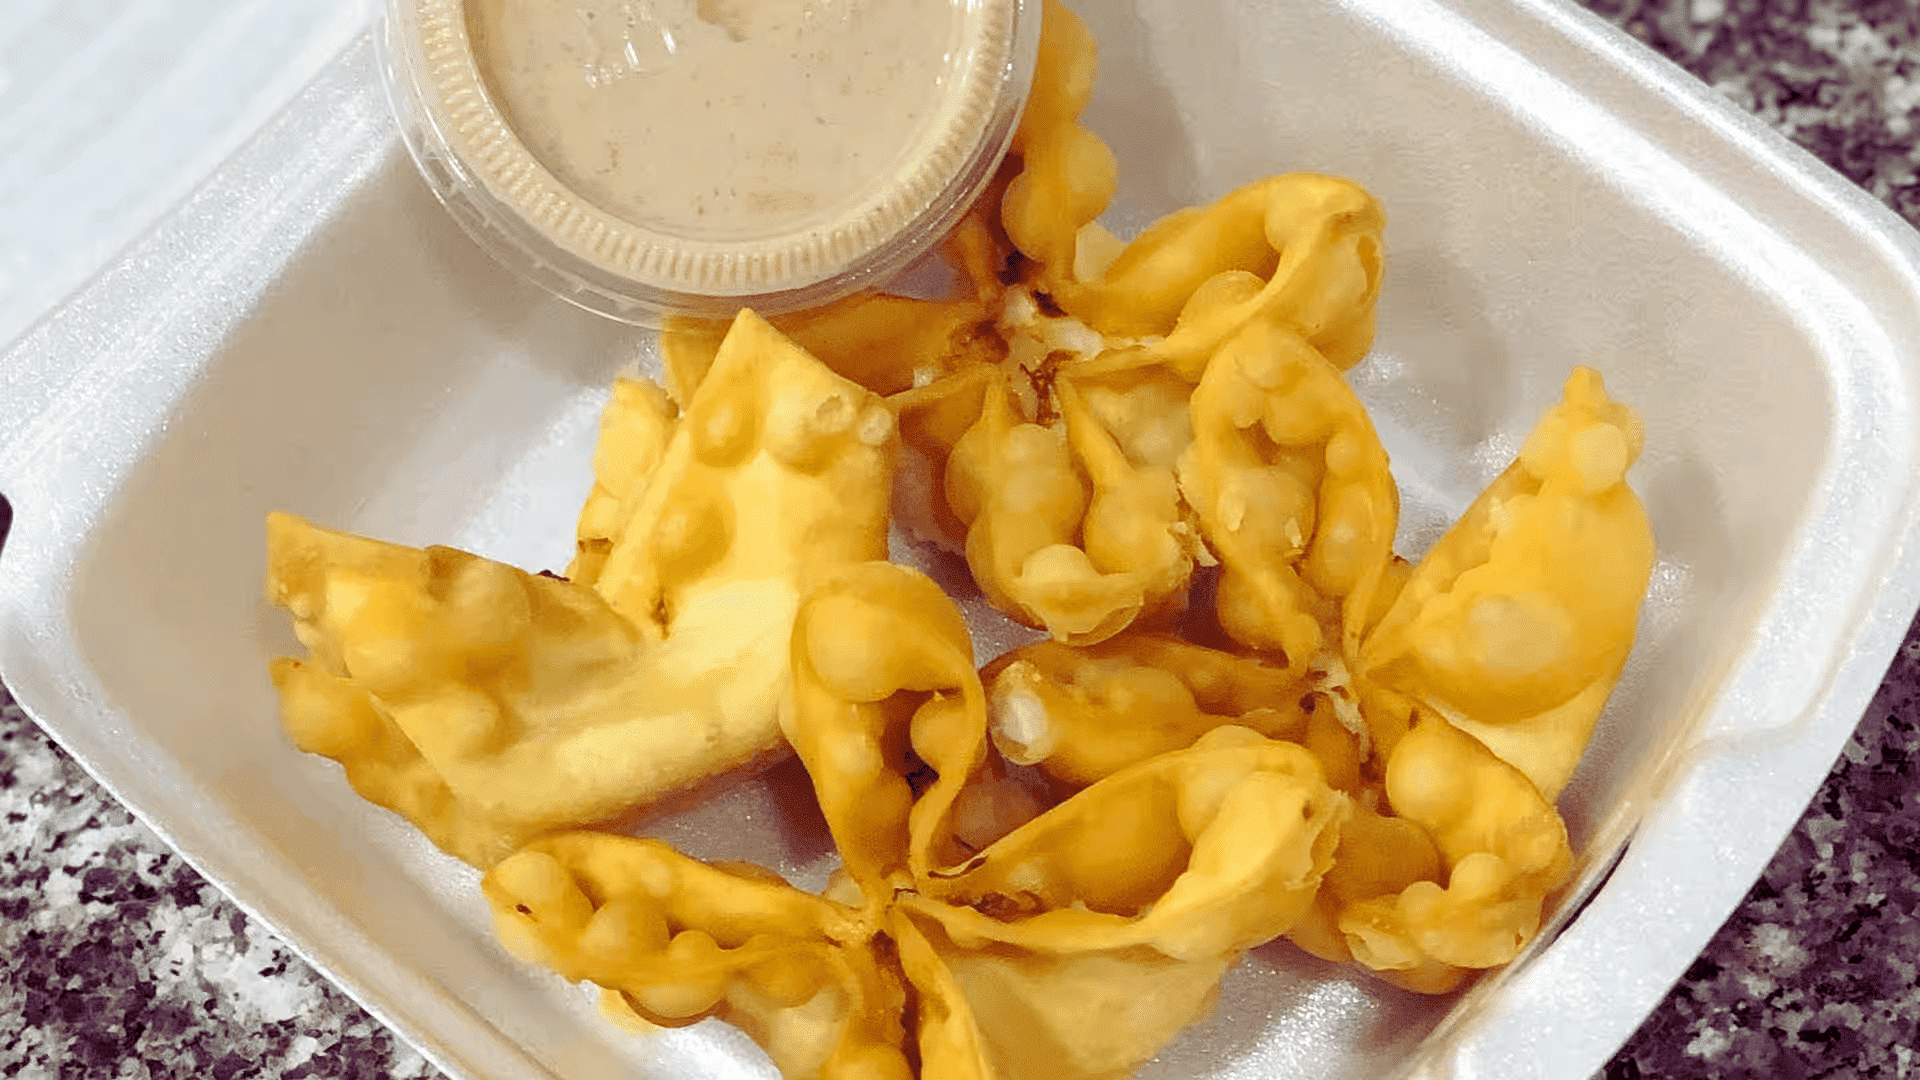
left=6, top=1, right=1920, bottom=1077
left=0, top=0, right=369, bottom=352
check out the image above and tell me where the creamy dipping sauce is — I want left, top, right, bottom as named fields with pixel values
left=468, top=0, right=968, bottom=242
left=390, top=0, right=1028, bottom=315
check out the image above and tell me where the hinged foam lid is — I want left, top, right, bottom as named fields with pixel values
left=0, top=0, right=367, bottom=349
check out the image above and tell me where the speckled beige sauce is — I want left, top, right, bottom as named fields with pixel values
left=468, top=0, right=966, bottom=241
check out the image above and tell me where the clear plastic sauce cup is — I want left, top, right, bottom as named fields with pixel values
left=381, top=0, right=1039, bottom=324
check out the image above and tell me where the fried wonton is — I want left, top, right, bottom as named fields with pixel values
left=1335, top=716, right=1574, bottom=994
left=1179, top=317, right=1399, bottom=668
left=485, top=834, right=912, bottom=1079
left=981, top=632, right=1308, bottom=786
left=1360, top=367, right=1654, bottom=799
left=267, top=311, right=897, bottom=865
left=783, top=562, right=992, bottom=910
left=891, top=726, right=1348, bottom=1077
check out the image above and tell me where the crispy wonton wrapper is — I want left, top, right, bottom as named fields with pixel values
left=884, top=726, right=1345, bottom=1074
left=1360, top=366, right=1654, bottom=799
left=783, top=561, right=993, bottom=909
left=893, top=366, right=1204, bottom=649
left=921, top=726, right=1348, bottom=961
left=568, top=376, right=678, bottom=587
left=484, top=833, right=911, bottom=1080
left=1057, top=378, right=1201, bottom=617
left=1000, top=0, right=1114, bottom=292
left=891, top=904, right=1233, bottom=1080
left=267, top=311, right=896, bottom=865
left=1285, top=800, right=1443, bottom=970
left=1178, top=316, right=1399, bottom=668
left=946, top=371, right=1155, bottom=645
left=1334, top=716, right=1575, bottom=994
left=267, top=516, right=803, bottom=866
left=888, top=366, right=1000, bottom=553
left=591, top=310, right=897, bottom=639
left=1061, top=174, right=1385, bottom=372
left=981, top=632, right=1308, bottom=786
left=1156, top=172, right=1383, bottom=374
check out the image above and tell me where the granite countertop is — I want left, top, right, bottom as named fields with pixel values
left=5, top=1, right=1920, bottom=1077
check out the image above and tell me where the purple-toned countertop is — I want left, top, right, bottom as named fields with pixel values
left=5, top=1, right=1920, bottom=1077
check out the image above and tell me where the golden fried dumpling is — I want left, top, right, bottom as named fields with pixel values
left=1066, top=172, right=1386, bottom=373
left=929, top=367, right=1204, bottom=645
left=892, top=903, right=1232, bottom=1080
left=944, top=373, right=1118, bottom=643
left=1360, top=366, right=1654, bottom=799
left=593, top=309, right=896, bottom=640
left=267, top=311, right=898, bottom=866
left=881, top=727, right=1344, bottom=1079
left=1333, top=716, right=1574, bottom=994
left=922, top=726, right=1347, bottom=961
left=784, top=562, right=992, bottom=909
left=982, top=632, right=1308, bottom=786
left=268, top=516, right=791, bottom=866
left=1057, top=378, right=1200, bottom=622
left=485, top=834, right=912, bottom=1079
left=1179, top=316, right=1399, bottom=668
left=1000, top=0, right=1115, bottom=290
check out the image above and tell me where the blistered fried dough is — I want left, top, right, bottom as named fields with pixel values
left=266, top=516, right=784, bottom=865
left=943, top=372, right=1195, bottom=645
left=888, top=912, right=998, bottom=1080
left=1073, top=364, right=1195, bottom=471
left=268, top=317, right=896, bottom=866
left=1072, top=173, right=1386, bottom=380
left=946, top=372, right=1131, bottom=644
left=1094, top=633, right=1305, bottom=716
left=1179, top=317, right=1399, bottom=667
left=889, top=367, right=997, bottom=552
left=982, top=634, right=1309, bottom=786
left=892, top=729, right=1346, bottom=1077
left=1335, top=716, right=1573, bottom=992
left=1058, top=378, right=1198, bottom=614
left=1000, top=0, right=1115, bottom=285
left=894, top=905, right=1233, bottom=1080
left=1360, top=367, right=1653, bottom=799
left=661, top=293, right=1002, bottom=404
left=593, top=309, right=896, bottom=639
left=1285, top=802, right=1441, bottom=967
left=784, top=562, right=991, bottom=908
left=568, top=377, right=679, bottom=587
left=922, top=726, right=1347, bottom=962
left=484, top=834, right=912, bottom=1080
left=269, top=657, right=496, bottom=859
left=1056, top=178, right=1284, bottom=339
left=1183, top=173, right=1385, bottom=374
left=1389, top=718, right=1572, bottom=896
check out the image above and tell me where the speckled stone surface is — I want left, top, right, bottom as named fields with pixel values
left=1582, top=3, right=1920, bottom=1078
left=7, top=2, right=1920, bottom=1078
left=0, top=694, right=438, bottom=1080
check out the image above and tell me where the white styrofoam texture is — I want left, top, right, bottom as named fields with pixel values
left=4, top=1, right=1920, bottom=1078
left=0, top=0, right=371, bottom=350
